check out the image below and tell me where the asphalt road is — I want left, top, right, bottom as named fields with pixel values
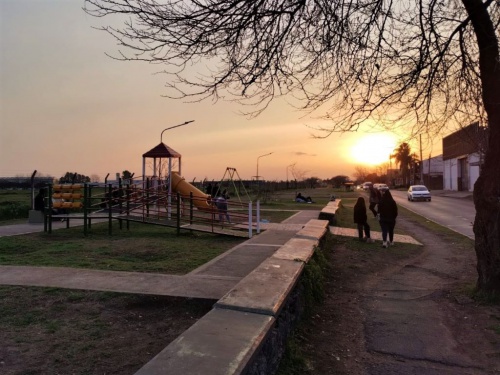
left=389, top=190, right=475, bottom=240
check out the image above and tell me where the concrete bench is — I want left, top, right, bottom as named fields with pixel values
left=318, top=199, right=341, bottom=225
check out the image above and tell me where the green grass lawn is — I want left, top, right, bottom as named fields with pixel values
left=0, top=221, right=246, bottom=274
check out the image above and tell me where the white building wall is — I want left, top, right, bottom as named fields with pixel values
left=422, top=155, right=444, bottom=175
left=443, top=159, right=457, bottom=190
left=443, top=153, right=481, bottom=192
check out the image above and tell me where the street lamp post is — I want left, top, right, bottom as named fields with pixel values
left=256, top=152, right=273, bottom=187
left=157, top=120, right=195, bottom=181
left=158, top=120, right=194, bottom=219
left=161, top=120, right=194, bottom=143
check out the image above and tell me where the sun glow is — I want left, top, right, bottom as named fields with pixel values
left=350, top=134, right=397, bottom=166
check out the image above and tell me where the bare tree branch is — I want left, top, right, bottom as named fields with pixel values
left=84, top=0, right=500, bottom=291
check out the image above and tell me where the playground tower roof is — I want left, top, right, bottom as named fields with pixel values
left=142, top=143, right=181, bottom=158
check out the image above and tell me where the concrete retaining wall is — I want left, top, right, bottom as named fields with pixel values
left=135, top=216, right=331, bottom=375
left=318, top=200, right=341, bottom=225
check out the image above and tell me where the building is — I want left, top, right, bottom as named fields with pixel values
left=421, top=155, right=444, bottom=190
left=442, top=122, right=488, bottom=192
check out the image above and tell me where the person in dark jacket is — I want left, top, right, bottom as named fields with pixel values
left=34, top=188, right=46, bottom=212
left=353, top=197, right=374, bottom=243
left=378, top=190, right=398, bottom=248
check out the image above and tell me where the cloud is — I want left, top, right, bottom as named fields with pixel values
left=293, top=152, right=317, bottom=157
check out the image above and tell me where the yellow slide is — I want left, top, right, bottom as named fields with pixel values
left=171, top=171, right=213, bottom=210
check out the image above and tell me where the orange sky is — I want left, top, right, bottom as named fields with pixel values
left=0, top=1, right=438, bottom=182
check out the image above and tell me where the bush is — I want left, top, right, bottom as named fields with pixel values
left=0, top=201, right=30, bottom=221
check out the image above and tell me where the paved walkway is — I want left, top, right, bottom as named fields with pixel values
left=0, top=209, right=420, bottom=298
left=330, top=226, right=422, bottom=245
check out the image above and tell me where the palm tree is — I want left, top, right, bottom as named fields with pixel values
left=392, top=143, right=419, bottom=187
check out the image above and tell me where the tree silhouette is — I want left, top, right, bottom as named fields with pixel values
left=59, top=172, right=90, bottom=184
left=122, top=170, right=133, bottom=180
left=84, top=0, right=500, bottom=292
left=330, top=175, right=350, bottom=188
left=392, top=143, right=419, bottom=187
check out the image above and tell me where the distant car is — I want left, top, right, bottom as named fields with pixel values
left=407, top=185, right=431, bottom=202
left=375, top=183, right=389, bottom=192
left=362, top=182, right=373, bottom=191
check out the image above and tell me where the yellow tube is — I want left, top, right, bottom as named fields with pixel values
left=171, top=172, right=213, bottom=210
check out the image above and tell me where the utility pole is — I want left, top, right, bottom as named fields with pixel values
left=419, top=134, right=423, bottom=183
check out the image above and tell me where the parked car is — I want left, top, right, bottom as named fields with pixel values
left=407, top=185, right=431, bottom=202
left=375, top=183, right=389, bottom=192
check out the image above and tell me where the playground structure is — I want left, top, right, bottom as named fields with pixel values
left=41, top=141, right=263, bottom=238
left=43, top=178, right=261, bottom=238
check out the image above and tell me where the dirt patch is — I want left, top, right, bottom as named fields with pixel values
left=293, top=214, right=500, bottom=374
left=0, top=288, right=214, bottom=374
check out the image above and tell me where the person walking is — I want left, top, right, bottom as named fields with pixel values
left=353, top=197, right=374, bottom=243
left=378, top=190, right=398, bottom=248
left=368, top=184, right=381, bottom=217
left=215, top=190, right=231, bottom=224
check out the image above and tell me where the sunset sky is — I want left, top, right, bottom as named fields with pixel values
left=0, top=0, right=438, bottom=182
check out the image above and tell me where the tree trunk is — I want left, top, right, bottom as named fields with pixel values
left=463, top=0, right=500, bottom=292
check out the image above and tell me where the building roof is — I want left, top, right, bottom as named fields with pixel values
left=142, top=143, right=181, bottom=158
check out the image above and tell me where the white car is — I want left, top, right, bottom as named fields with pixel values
left=375, top=183, right=389, bottom=192
left=407, top=185, right=431, bottom=202
left=362, top=182, right=372, bottom=191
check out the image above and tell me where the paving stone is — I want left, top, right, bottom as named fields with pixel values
left=303, top=219, right=329, bottom=228
left=295, top=226, right=327, bottom=241
left=216, top=257, right=304, bottom=316
left=272, top=238, right=318, bottom=263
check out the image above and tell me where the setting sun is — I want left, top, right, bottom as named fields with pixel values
left=350, top=134, right=397, bottom=166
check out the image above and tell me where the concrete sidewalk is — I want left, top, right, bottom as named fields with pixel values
left=0, top=220, right=76, bottom=237
left=429, top=189, right=473, bottom=199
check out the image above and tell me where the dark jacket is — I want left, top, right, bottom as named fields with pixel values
left=369, top=186, right=381, bottom=203
left=353, top=203, right=368, bottom=224
left=34, top=191, right=45, bottom=211
left=378, top=191, right=398, bottom=222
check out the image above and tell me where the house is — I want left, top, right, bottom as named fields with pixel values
left=442, top=122, right=488, bottom=192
